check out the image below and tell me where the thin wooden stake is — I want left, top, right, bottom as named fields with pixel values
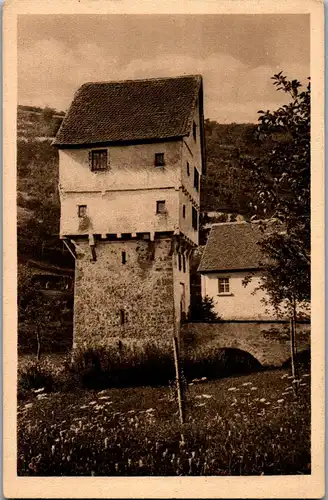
left=173, top=336, right=185, bottom=427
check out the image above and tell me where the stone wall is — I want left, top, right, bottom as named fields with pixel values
left=182, top=321, right=311, bottom=367
left=73, top=238, right=176, bottom=350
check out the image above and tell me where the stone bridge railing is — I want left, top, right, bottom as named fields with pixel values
left=181, top=321, right=310, bottom=367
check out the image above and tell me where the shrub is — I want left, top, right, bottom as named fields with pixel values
left=18, top=361, right=55, bottom=399
left=188, top=295, right=220, bottom=322
left=67, top=341, right=176, bottom=390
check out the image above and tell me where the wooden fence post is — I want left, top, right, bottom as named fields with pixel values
left=173, top=336, right=185, bottom=427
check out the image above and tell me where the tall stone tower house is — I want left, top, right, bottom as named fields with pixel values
left=54, top=75, right=205, bottom=349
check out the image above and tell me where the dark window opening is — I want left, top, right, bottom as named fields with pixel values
left=182, top=254, right=186, bottom=273
left=91, top=149, right=108, bottom=171
left=78, top=205, right=87, bottom=218
left=120, top=309, right=125, bottom=325
left=156, top=200, right=166, bottom=214
left=182, top=204, right=186, bottom=218
left=122, top=251, right=126, bottom=264
left=192, top=206, right=198, bottom=230
left=155, top=153, right=165, bottom=167
left=187, top=162, right=190, bottom=176
left=193, top=121, right=197, bottom=141
left=178, top=253, right=182, bottom=271
left=194, top=167, right=199, bottom=191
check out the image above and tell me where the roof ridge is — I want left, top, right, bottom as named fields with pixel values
left=79, top=74, right=202, bottom=88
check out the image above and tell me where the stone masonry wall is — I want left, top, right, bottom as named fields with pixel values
left=73, top=238, right=175, bottom=350
left=182, top=322, right=310, bottom=367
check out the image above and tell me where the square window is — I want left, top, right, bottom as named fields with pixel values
left=192, top=206, right=198, bottom=230
left=78, top=205, right=87, bottom=218
left=218, top=278, right=230, bottom=294
left=187, top=162, right=190, bottom=176
left=91, top=149, right=108, bottom=171
left=155, top=153, right=165, bottom=167
left=156, top=200, right=166, bottom=214
left=194, top=167, right=199, bottom=191
left=182, top=204, right=186, bottom=218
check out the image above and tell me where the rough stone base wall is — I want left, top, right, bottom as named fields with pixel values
left=181, top=322, right=311, bottom=367
left=73, top=238, right=175, bottom=350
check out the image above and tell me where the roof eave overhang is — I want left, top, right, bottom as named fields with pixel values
left=198, top=267, right=261, bottom=274
left=53, top=135, right=185, bottom=149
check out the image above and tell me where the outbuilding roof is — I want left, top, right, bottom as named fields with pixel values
left=198, top=222, right=264, bottom=272
left=54, top=75, right=203, bottom=147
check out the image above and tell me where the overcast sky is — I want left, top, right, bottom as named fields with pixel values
left=18, top=14, right=309, bottom=123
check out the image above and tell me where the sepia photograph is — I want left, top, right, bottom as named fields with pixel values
left=3, top=0, right=325, bottom=497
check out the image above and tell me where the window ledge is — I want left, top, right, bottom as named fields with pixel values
left=217, top=293, right=234, bottom=297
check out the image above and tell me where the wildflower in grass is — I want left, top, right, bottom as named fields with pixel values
left=251, top=387, right=257, bottom=391
left=99, top=396, right=112, bottom=400
left=80, top=405, right=88, bottom=409
left=242, top=382, right=252, bottom=386
left=146, top=408, right=155, bottom=413
left=277, top=399, right=284, bottom=403
left=33, top=387, right=45, bottom=393
left=260, top=398, right=266, bottom=403
left=265, top=402, right=271, bottom=405
left=201, top=394, right=212, bottom=399
left=228, top=387, right=236, bottom=391
left=24, top=403, right=33, bottom=409
left=89, top=401, right=97, bottom=405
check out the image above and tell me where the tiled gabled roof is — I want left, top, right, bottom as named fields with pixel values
left=198, top=222, right=264, bottom=272
left=54, top=75, right=202, bottom=146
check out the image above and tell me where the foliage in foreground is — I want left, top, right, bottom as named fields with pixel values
left=241, top=73, right=310, bottom=316
left=17, top=367, right=311, bottom=476
left=18, top=340, right=265, bottom=398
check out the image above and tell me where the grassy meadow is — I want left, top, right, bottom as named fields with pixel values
left=18, top=366, right=310, bottom=476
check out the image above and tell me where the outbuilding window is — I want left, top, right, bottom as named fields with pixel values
left=218, top=278, right=230, bottom=294
left=90, top=149, right=108, bottom=171
left=155, top=153, right=165, bottom=167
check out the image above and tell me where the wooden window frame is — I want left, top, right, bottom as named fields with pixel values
left=218, top=277, right=230, bottom=294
